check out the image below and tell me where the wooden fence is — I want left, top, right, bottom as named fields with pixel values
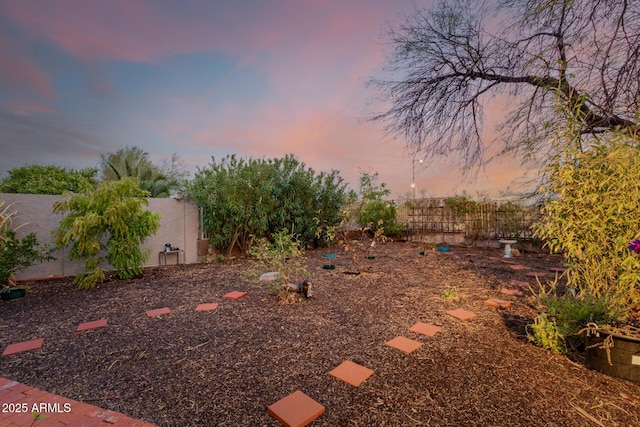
left=396, top=197, right=542, bottom=241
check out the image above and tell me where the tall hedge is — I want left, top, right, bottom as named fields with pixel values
left=189, top=154, right=348, bottom=254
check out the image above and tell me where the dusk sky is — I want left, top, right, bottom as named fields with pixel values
left=0, top=0, right=530, bottom=199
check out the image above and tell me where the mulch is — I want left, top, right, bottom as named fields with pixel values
left=1, top=241, right=639, bottom=426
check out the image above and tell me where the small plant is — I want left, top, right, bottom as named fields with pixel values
left=30, top=411, right=46, bottom=426
left=315, top=216, right=338, bottom=269
left=244, top=229, right=310, bottom=304
left=440, top=288, right=459, bottom=301
left=528, top=282, right=618, bottom=354
left=527, top=313, right=565, bottom=354
left=337, top=215, right=385, bottom=274
left=333, top=172, right=395, bottom=274
left=0, top=200, right=54, bottom=286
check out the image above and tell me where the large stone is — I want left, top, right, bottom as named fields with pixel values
left=259, top=271, right=280, bottom=282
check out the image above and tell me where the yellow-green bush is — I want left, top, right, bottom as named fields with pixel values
left=535, top=130, right=640, bottom=314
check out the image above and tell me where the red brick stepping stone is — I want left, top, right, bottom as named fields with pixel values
left=409, top=322, right=442, bottom=337
left=223, top=291, right=247, bottom=300
left=510, top=280, right=529, bottom=288
left=385, top=336, right=423, bottom=354
left=510, top=264, right=530, bottom=270
left=195, top=303, right=219, bottom=312
left=525, top=271, right=547, bottom=278
left=500, top=259, right=516, bottom=264
left=76, top=319, right=108, bottom=332
left=487, top=256, right=502, bottom=261
left=2, top=339, right=44, bottom=356
left=484, top=298, right=513, bottom=309
left=268, top=390, right=325, bottom=427
left=328, top=360, right=374, bottom=386
left=549, top=267, right=567, bottom=273
left=445, top=308, right=476, bottom=321
left=501, top=288, right=524, bottom=296
left=146, top=307, right=171, bottom=318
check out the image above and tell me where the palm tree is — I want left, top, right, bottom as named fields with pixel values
left=99, top=146, right=183, bottom=198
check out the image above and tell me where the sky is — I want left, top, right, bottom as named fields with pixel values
left=0, top=0, right=531, bottom=199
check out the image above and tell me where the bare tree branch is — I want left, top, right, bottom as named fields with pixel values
left=370, top=0, right=640, bottom=174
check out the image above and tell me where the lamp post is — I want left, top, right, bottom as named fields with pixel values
left=412, top=158, right=424, bottom=199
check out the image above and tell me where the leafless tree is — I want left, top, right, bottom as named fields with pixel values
left=370, top=0, right=640, bottom=173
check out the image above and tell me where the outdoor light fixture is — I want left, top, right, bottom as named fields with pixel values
left=412, top=158, right=424, bottom=199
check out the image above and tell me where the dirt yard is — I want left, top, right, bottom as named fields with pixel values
left=1, top=241, right=639, bottom=426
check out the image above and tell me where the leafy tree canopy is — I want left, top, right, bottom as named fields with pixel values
left=371, top=0, right=640, bottom=174
left=100, top=146, right=187, bottom=198
left=0, top=165, right=97, bottom=194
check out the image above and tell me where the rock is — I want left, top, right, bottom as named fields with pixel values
left=259, top=272, right=279, bottom=282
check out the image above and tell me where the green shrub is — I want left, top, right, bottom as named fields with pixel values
left=0, top=200, right=54, bottom=285
left=356, top=172, right=402, bottom=237
left=528, top=313, right=565, bottom=354
left=529, top=285, right=617, bottom=354
left=53, top=178, right=161, bottom=289
left=534, top=130, right=640, bottom=313
left=189, top=154, right=348, bottom=254
left=0, top=165, right=97, bottom=194
left=243, top=229, right=309, bottom=303
left=531, top=108, right=640, bottom=352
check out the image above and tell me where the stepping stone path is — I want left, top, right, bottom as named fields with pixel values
left=549, top=267, right=567, bottom=273
left=76, top=319, right=108, bottom=332
left=268, top=390, right=325, bottom=427
left=1, top=249, right=556, bottom=426
left=1, top=292, right=251, bottom=426
left=329, top=360, right=374, bottom=387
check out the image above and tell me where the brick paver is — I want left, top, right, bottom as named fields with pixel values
left=2, top=339, right=44, bottom=356
left=223, top=291, right=248, bottom=300
left=195, top=303, right=219, bottom=312
left=267, top=390, right=325, bottom=427
left=385, top=336, right=423, bottom=354
left=0, top=377, right=158, bottom=426
left=76, top=319, right=108, bottom=332
left=329, top=360, right=374, bottom=387
left=445, top=308, right=477, bottom=321
left=408, top=322, right=442, bottom=337
left=146, top=307, right=171, bottom=318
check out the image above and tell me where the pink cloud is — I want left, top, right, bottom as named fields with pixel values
left=0, top=35, right=55, bottom=114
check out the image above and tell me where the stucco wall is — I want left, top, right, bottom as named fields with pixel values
left=1, top=193, right=200, bottom=280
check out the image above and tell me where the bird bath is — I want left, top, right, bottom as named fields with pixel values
left=498, top=239, right=518, bottom=258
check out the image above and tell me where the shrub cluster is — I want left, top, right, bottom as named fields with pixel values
left=532, top=123, right=640, bottom=351
left=189, top=154, right=349, bottom=254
